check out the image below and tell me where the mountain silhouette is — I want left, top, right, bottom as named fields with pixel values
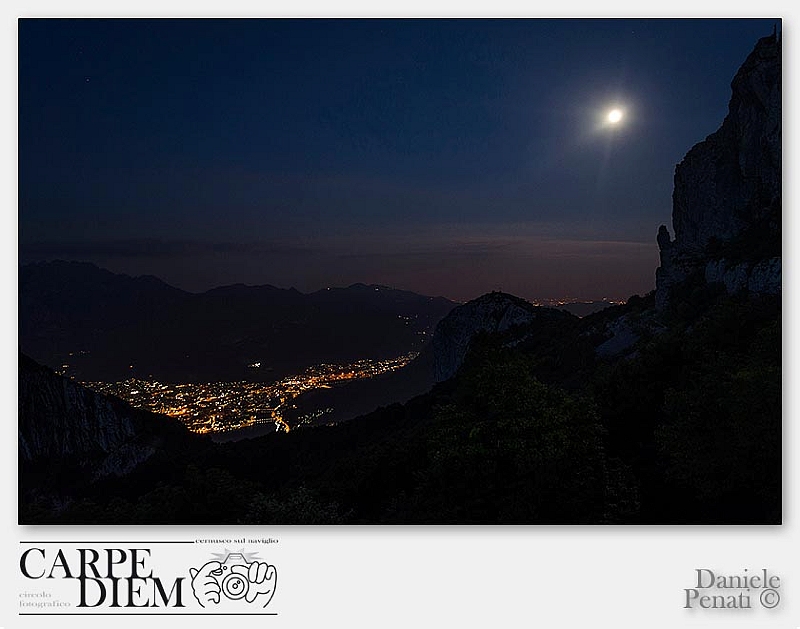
left=20, top=260, right=455, bottom=383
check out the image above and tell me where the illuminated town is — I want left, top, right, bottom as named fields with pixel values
left=82, top=352, right=418, bottom=435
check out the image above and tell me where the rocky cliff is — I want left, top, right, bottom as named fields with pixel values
left=656, top=32, right=781, bottom=309
left=431, top=292, right=572, bottom=381
left=18, top=352, right=192, bottom=478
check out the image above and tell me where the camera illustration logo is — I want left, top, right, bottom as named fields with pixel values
left=189, top=551, right=277, bottom=609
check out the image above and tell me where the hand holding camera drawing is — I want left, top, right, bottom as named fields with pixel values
left=190, top=553, right=277, bottom=608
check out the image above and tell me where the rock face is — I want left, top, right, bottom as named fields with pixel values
left=431, top=292, right=565, bottom=381
left=18, top=352, right=189, bottom=478
left=656, top=33, right=781, bottom=309
left=595, top=315, right=641, bottom=359
left=704, top=256, right=781, bottom=295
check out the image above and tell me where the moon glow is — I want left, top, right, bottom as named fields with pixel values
left=607, top=109, right=623, bottom=124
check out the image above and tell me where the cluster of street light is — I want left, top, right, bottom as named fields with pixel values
left=82, top=352, right=418, bottom=435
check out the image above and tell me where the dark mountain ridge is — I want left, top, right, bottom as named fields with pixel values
left=20, top=260, right=455, bottom=383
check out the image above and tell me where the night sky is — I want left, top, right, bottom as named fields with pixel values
left=18, top=18, right=778, bottom=302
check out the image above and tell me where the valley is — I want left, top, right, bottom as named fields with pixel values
left=81, top=351, right=418, bottom=436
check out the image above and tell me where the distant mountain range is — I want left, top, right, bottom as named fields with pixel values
left=19, top=261, right=455, bottom=383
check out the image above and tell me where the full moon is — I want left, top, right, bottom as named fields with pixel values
left=607, top=109, right=623, bottom=124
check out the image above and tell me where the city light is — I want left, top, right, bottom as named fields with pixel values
left=82, top=352, right=419, bottom=435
